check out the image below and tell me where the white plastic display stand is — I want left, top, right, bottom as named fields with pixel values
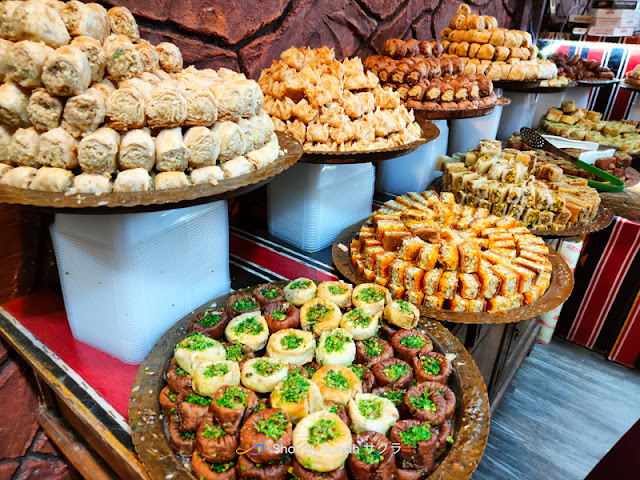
left=562, top=86, right=591, bottom=110
left=376, top=120, right=448, bottom=196
left=50, top=201, right=231, bottom=364
left=448, top=106, right=504, bottom=155
left=532, top=90, right=570, bottom=128
left=627, top=92, right=640, bottom=121
left=267, top=162, right=375, bottom=252
left=496, top=92, right=538, bottom=140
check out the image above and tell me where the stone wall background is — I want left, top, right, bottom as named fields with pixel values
left=100, top=0, right=522, bottom=79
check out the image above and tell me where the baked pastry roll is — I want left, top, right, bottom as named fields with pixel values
left=0, top=2, right=22, bottom=41
left=78, top=127, right=120, bottom=174
left=12, top=1, right=70, bottom=48
left=73, top=173, right=112, bottom=194
left=9, top=127, right=40, bottom=167
left=210, top=121, right=245, bottom=163
left=312, top=365, right=362, bottom=406
left=340, top=308, right=379, bottom=341
left=42, top=46, right=92, bottom=96
left=61, top=2, right=109, bottom=43
left=316, top=281, right=353, bottom=308
left=155, top=127, right=190, bottom=172
left=220, top=156, right=253, bottom=178
left=348, top=393, right=399, bottom=435
left=70, top=36, right=106, bottom=83
left=145, top=83, right=188, bottom=129
left=292, top=411, right=352, bottom=471
left=413, top=351, right=452, bottom=385
left=1, top=166, right=37, bottom=188
left=118, top=129, right=155, bottom=171
left=62, top=88, right=107, bottom=138
left=106, top=83, right=149, bottom=130
left=316, top=328, right=356, bottom=366
left=353, top=284, right=391, bottom=315
left=383, top=300, right=419, bottom=329
left=239, top=408, right=292, bottom=464
left=224, top=312, right=269, bottom=351
left=0, top=39, right=11, bottom=83
left=156, top=42, right=183, bottom=73
left=211, top=82, right=246, bottom=122
left=267, top=328, right=316, bottom=365
left=103, top=34, right=143, bottom=81
left=39, top=127, right=78, bottom=169
left=155, top=171, right=190, bottom=190
left=192, top=360, right=241, bottom=398
left=182, top=126, right=220, bottom=169
left=241, top=357, right=289, bottom=393
left=0, top=81, right=30, bottom=127
left=246, top=134, right=279, bottom=169
left=133, top=38, right=159, bottom=71
left=183, top=88, right=218, bottom=127
left=113, top=168, right=153, bottom=192
left=6, top=40, right=53, bottom=89
left=271, top=372, right=323, bottom=424
left=283, top=278, right=317, bottom=306
left=0, top=163, right=11, bottom=182
left=300, top=298, right=341, bottom=336
left=107, top=6, right=139, bottom=39
left=195, top=414, right=239, bottom=463
left=190, top=165, right=224, bottom=186
left=174, top=332, right=226, bottom=375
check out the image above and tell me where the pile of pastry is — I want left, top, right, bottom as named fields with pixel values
left=162, top=279, right=457, bottom=479
left=0, top=1, right=278, bottom=195
left=539, top=101, right=640, bottom=152
left=364, top=39, right=497, bottom=111
left=625, top=65, right=640, bottom=87
left=350, top=191, right=553, bottom=313
left=440, top=4, right=557, bottom=81
left=548, top=52, right=615, bottom=81
left=439, top=140, right=601, bottom=231
left=259, top=46, right=422, bottom=152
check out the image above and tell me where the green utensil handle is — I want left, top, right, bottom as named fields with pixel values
left=568, top=159, right=625, bottom=192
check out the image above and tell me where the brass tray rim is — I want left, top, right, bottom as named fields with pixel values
left=129, top=281, right=490, bottom=480
left=413, top=97, right=511, bottom=121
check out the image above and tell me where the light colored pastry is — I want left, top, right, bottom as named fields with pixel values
left=155, top=127, right=190, bottom=172
left=42, top=45, right=92, bottom=96
left=220, top=156, right=253, bottom=178
left=185, top=126, right=221, bottom=168
left=292, top=411, right=351, bottom=472
left=266, top=328, right=316, bottom=365
left=316, top=281, right=353, bottom=308
left=12, top=1, right=70, bottom=48
left=283, top=278, right=318, bottom=306
left=113, top=168, right=153, bottom=192
left=299, top=298, right=342, bottom=336
left=383, top=300, right=420, bottom=329
left=0, top=163, right=14, bottom=182
left=154, top=171, right=190, bottom=190
left=174, top=332, right=226, bottom=375
left=211, top=121, right=245, bottom=163
left=0, top=81, right=30, bottom=127
left=156, top=42, right=183, bottom=73
left=107, top=6, right=139, bottom=39
left=352, top=284, right=392, bottom=315
left=315, top=328, right=356, bottom=366
left=312, top=365, right=362, bottom=405
left=70, top=36, right=107, bottom=83
left=190, top=165, right=225, bottom=185
left=78, top=127, right=120, bottom=174
left=340, top=308, right=380, bottom=340
left=185, top=88, right=218, bottom=127
left=118, top=129, right=155, bottom=171
left=145, top=82, right=188, bottom=129
left=39, top=127, right=78, bottom=169
left=9, top=127, right=40, bottom=167
left=347, top=393, right=399, bottom=435
left=72, top=173, right=112, bottom=194
left=192, top=360, right=241, bottom=397
left=271, top=373, right=323, bottom=424
left=241, top=357, right=289, bottom=393
left=6, top=40, right=53, bottom=88
left=29, top=167, right=74, bottom=192
left=224, top=312, right=270, bottom=351
left=61, top=1, right=109, bottom=43
left=1, top=166, right=37, bottom=189
left=134, top=39, right=159, bottom=71
left=62, top=87, right=107, bottom=138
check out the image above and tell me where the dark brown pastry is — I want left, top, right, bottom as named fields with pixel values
left=378, top=319, right=400, bottom=341
left=425, top=57, right=441, bottom=79
left=323, top=401, right=351, bottom=426
left=390, top=419, right=438, bottom=472
left=382, top=39, right=408, bottom=60
left=439, top=57, right=453, bottom=76
left=422, top=101, right=440, bottom=110
left=450, top=56, right=463, bottom=75
left=196, top=413, right=239, bottom=463
left=177, top=389, right=211, bottom=432
left=458, top=100, right=474, bottom=110
left=264, top=301, right=300, bottom=333
left=166, top=360, right=192, bottom=392
left=350, top=364, right=375, bottom=393
left=391, top=63, right=411, bottom=84
left=347, top=431, right=396, bottom=480
left=413, top=351, right=452, bottom=385
left=253, top=283, right=285, bottom=308
left=159, top=385, right=179, bottom=419
left=237, top=453, right=292, bottom=479
left=211, top=385, right=258, bottom=435
left=474, top=74, right=493, bottom=96
left=418, top=41, right=432, bottom=57
left=408, top=83, right=427, bottom=101
left=355, top=336, right=394, bottom=367
left=406, top=39, right=420, bottom=57
left=192, top=451, right=237, bottom=480
left=421, top=381, right=455, bottom=420
left=396, top=468, right=427, bottom=480
left=169, top=419, right=196, bottom=456
left=226, top=293, right=260, bottom=318
left=291, top=458, right=348, bottom=480
left=406, top=62, right=427, bottom=85
left=440, top=101, right=458, bottom=109
left=372, top=386, right=409, bottom=418
left=396, top=84, right=410, bottom=102
left=223, top=342, right=255, bottom=370
left=391, top=329, right=433, bottom=363
left=406, top=99, right=423, bottom=110
left=405, top=383, right=446, bottom=424
left=378, top=63, right=397, bottom=84
left=189, top=309, right=229, bottom=339
left=239, top=408, right=292, bottom=464
left=372, top=358, right=413, bottom=389
left=431, top=40, right=444, bottom=57
left=364, top=55, right=385, bottom=72
left=436, top=420, right=452, bottom=458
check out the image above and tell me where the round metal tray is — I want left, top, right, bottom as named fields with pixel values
left=575, top=79, right=620, bottom=87
left=620, top=81, right=640, bottom=92
left=494, top=81, right=576, bottom=94
left=0, top=132, right=303, bottom=213
left=332, top=219, right=574, bottom=325
left=414, top=97, right=511, bottom=121
left=300, top=116, right=439, bottom=164
left=129, top=281, right=490, bottom=480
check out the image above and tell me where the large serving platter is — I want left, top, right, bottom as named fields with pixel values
left=129, top=281, right=490, bottom=480
left=0, top=132, right=303, bottom=213
left=492, top=80, right=577, bottom=94
left=300, top=116, right=439, bottom=164
left=333, top=220, right=574, bottom=325
left=414, top=97, right=511, bottom=121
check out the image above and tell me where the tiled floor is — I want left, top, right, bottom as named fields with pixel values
left=473, top=337, right=640, bottom=480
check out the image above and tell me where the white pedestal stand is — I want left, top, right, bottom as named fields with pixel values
left=496, top=92, right=538, bottom=141
left=448, top=106, right=504, bottom=154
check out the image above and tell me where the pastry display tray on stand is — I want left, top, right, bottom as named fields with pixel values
left=267, top=117, right=440, bottom=253
left=620, top=82, right=640, bottom=122
left=0, top=132, right=303, bottom=365
left=332, top=219, right=575, bottom=409
left=129, top=281, right=490, bottom=480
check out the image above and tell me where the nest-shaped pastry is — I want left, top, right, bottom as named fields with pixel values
left=312, top=365, right=362, bottom=405
left=283, top=278, right=318, bottom=306
left=316, top=328, right=356, bottom=366
left=378, top=319, right=401, bottom=342
left=292, top=411, right=352, bottom=472
left=168, top=419, right=195, bottom=456
left=347, top=431, right=396, bottom=480
left=422, top=381, right=456, bottom=420
left=188, top=309, right=229, bottom=339
left=196, top=413, right=238, bottom=463
left=291, top=458, right=348, bottom=480
left=267, top=328, right=316, bottom=365
left=352, top=284, right=392, bottom=315
left=191, top=451, right=237, bottom=480
left=226, top=293, right=260, bottom=318
left=316, top=281, right=353, bottom=308
left=340, top=308, right=380, bottom=340
left=241, top=357, right=290, bottom=393
left=253, top=283, right=285, bottom=308
left=176, top=389, right=211, bottom=432
left=300, top=298, right=342, bottom=336
left=413, top=351, right=452, bottom=385
left=355, top=336, right=394, bottom=367
left=323, top=401, right=351, bottom=427
left=372, top=386, right=409, bottom=418
left=222, top=342, right=255, bottom=370
left=239, top=408, right=293, bottom=464
left=348, top=393, right=399, bottom=435
left=270, top=372, right=324, bottom=424
left=350, top=364, right=375, bottom=393
left=391, top=329, right=433, bottom=364
left=405, top=383, right=447, bottom=424
left=159, top=385, right=179, bottom=419
left=264, top=302, right=301, bottom=333
left=237, top=452, right=292, bottom=479
left=372, top=358, right=414, bottom=389
left=383, top=300, right=419, bottom=329
left=225, top=313, right=270, bottom=351
left=174, top=333, right=225, bottom=375
left=211, top=385, right=258, bottom=435
left=166, top=360, right=192, bottom=392
left=390, top=419, right=438, bottom=472
left=436, top=420, right=452, bottom=458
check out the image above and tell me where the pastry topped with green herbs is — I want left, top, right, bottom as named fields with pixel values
left=352, top=283, right=392, bottom=314
left=266, top=328, right=316, bottom=366
left=316, top=280, right=353, bottom=308
left=340, top=307, right=380, bottom=340
left=264, top=300, right=300, bottom=333
left=283, top=277, right=318, bottom=306
left=312, top=365, right=362, bottom=405
left=240, top=357, right=289, bottom=393
left=224, top=312, right=270, bottom=351
left=188, top=309, right=229, bottom=340
left=315, top=328, right=356, bottom=366
left=300, top=297, right=341, bottom=335
left=226, top=293, right=260, bottom=318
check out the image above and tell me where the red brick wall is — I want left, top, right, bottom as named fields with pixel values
left=99, top=0, right=521, bottom=79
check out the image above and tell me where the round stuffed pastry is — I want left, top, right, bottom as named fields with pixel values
left=315, top=328, right=356, bottom=366
left=188, top=309, right=229, bottom=339
left=283, top=278, right=318, bottom=306
left=340, top=308, right=380, bottom=340
left=384, top=300, right=419, bottom=330
left=267, top=328, right=316, bottom=365
left=253, top=283, right=285, bottom=308
left=300, top=298, right=341, bottom=336
left=239, top=408, right=293, bottom=464
left=292, top=411, right=352, bottom=472
left=192, top=360, right=240, bottom=397
left=224, top=312, right=269, bottom=351
left=312, top=365, right=362, bottom=406
left=352, top=284, right=392, bottom=315
left=174, top=332, right=226, bottom=375
left=270, top=372, right=323, bottom=424
left=316, top=281, right=353, bottom=308
left=241, top=357, right=289, bottom=393
left=348, top=393, right=399, bottom=435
